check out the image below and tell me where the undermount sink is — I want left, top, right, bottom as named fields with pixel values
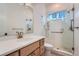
left=16, top=35, right=40, bottom=43
left=0, top=35, right=40, bottom=43
left=0, top=36, right=16, bottom=41
left=16, top=37, right=35, bottom=42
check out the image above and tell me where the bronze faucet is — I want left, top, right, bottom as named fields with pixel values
left=16, top=32, right=23, bottom=39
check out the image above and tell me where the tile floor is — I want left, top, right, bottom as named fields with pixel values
left=43, top=49, right=73, bottom=56
left=43, top=50, right=62, bottom=56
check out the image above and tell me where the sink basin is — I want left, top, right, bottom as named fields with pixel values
left=17, top=35, right=41, bottom=42
left=16, top=35, right=39, bottom=43
left=16, top=37, right=34, bottom=42
left=0, top=35, right=39, bottom=43
left=0, top=36, right=16, bottom=41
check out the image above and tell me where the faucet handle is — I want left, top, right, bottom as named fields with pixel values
left=16, top=31, right=18, bottom=33
left=20, top=32, right=23, bottom=35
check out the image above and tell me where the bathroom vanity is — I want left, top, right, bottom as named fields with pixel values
left=0, top=35, right=45, bottom=56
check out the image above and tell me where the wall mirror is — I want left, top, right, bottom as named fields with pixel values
left=0, top=3, right=34, bottom=37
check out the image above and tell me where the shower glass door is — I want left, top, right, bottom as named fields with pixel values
left=62, top=10, right=74, bottom=53
left=47, top=10, right=74, bottom=53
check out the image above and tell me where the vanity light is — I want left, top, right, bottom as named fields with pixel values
left=23, top=3, right=33, bottom=9
left=18, top=3, right=33, bottom=9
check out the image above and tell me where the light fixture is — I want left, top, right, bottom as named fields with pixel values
left=23, top=3, right=33, bottom=9
left=18, top=3, right=33, bottom=9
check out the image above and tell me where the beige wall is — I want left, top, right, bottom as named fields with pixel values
left=33, top=3, right=47, bottom=35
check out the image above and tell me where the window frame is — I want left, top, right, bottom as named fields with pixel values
left=47, top=10, right=66, bottom=21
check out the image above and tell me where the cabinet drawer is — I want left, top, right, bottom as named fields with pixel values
left=7, top=51, right=19, bottom=56
left=20, top=41, right=39, bottom=56
left=33, top=48, right=40, bottom=56
left=29, top=48, right=40, bottom=56
left=40, top=46, right=45, bottom=55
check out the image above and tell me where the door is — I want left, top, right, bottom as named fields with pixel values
left=47, top=20, right=63, bottom=49
left=46, top=9, right=74, bottom=53
left=62, top=10, right=74, bottom=53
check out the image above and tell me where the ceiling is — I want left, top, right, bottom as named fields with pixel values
left=46, top=3, right=73, bottom=12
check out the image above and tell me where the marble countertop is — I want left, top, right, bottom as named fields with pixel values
left=0, top=34, right=45, bottom=56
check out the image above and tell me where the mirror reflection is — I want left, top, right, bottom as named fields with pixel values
left=0, top=3, right=33, bottom=36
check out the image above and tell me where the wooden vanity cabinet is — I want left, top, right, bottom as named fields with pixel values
left=39, top=39, right=45, bottom=55
left=29, top=48, right=40, bottom=56
left=33, top=48, right=40, bottom=56
left=6, top=38, right=45, bottom=56
left=39, top=46, right=45, bottom=55
left=20, top=41, right=40, bottom=56
left=20, top=39, right=45, bottom=56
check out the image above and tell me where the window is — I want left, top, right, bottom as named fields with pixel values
left=47, top=11, right=66, bottom=21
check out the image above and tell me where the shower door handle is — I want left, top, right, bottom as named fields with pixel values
left=51, top=31, right=63, bottom=33
left=70, top=20, right=74, bottom=31
left=74, top=27, right=79, bottom=29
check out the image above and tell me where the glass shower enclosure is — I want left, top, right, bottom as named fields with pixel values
left=46, top=8, right=74, bottom=54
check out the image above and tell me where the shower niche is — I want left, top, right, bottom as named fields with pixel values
left=25, top=19, right=33, bottom=33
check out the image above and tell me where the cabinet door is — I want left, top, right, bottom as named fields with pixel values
left=20, top=41, right=39, bottom=56
left=33, top=48, right=40, bottom=56
left=29, top=48, right=40, bottom=56
left=40, top=46, right=45, bottom=55
left=7, top=51, right=19, bottom=56
left=40, top=39, right=44, bottom=46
